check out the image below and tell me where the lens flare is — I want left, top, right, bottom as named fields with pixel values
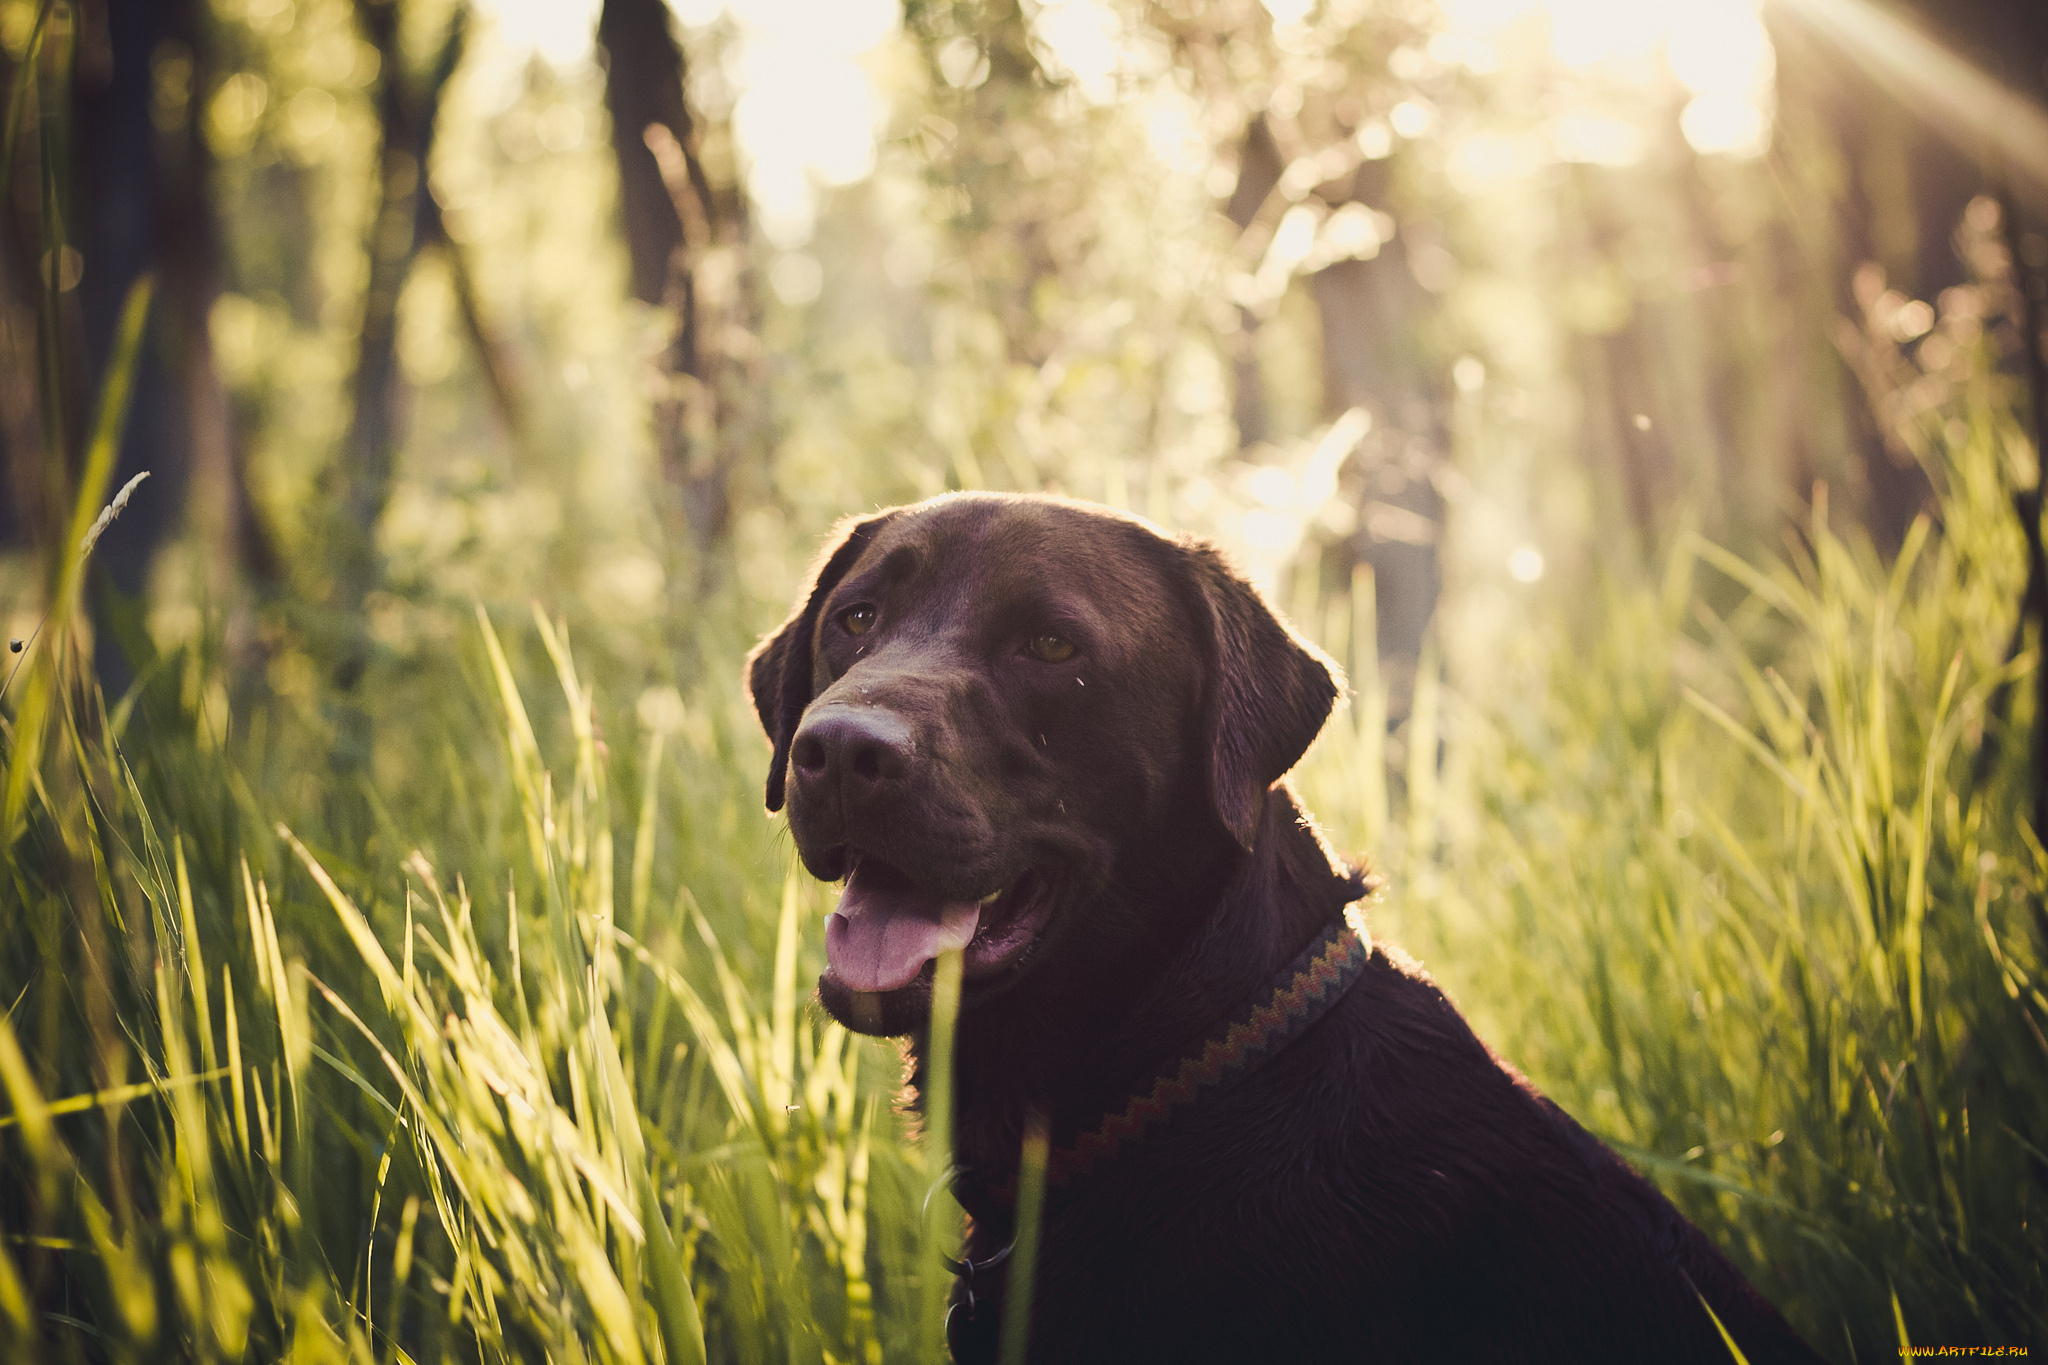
left=1773, top=0, right=2048, bottom=195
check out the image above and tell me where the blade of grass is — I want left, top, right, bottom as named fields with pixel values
left=996, top=1110, right=1049, bottom=1365
left=174, top=834, right=219, bottom=1076
left=1688, top=1279, right=1753, bottom=1364
left=922, top=946, right=963, bottom=1357
left=0, top=1, right=53, bottom=201
left=3, top=276, right=153, bottom=842
left=630, top=726, right=664, bottom=937
left=0, top=1066, right=230, bottom=1130
left=768, top=869, right=801, bottom=1136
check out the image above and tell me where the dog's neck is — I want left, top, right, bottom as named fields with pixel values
left=917, top=785, right=1361, bottom=1194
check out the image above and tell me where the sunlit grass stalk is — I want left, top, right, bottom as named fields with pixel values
left=2, top=275, right=152, bottom=838
left=0, top=1, right=54, bottom=201
left=922, top=945, right=964, bottom=1359
left=996, top=1111, right=1049, bottom=1365
left=2, top=319, right=2040, bottom=1365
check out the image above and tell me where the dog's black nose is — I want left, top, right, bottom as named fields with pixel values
left=790, top=707, right=914, bottom=797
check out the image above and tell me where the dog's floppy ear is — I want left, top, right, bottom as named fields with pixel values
left=1181, top=541, right=1344, bottom=852
left=746, top=511, right=896, bottom=812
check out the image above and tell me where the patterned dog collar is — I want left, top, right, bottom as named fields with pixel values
left=975, top=904, right=1374, bottom=1213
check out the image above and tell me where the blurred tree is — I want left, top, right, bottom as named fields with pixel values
left=73, top=0, right=176, bottom=695
left=1222, top=113, right=1282, bottom=451
left=331, top=0, right=464, bottom=762
left=1, top=0, right=275, bottom=694
left=599, top=0, right=702, bottom=329
left=597, top=0, right=727, bottom=549
left=908, top=0, right=1062, bottom=370
left=0, top=3, right=88, bottom=572
left=1311, top=157, right=1445, bottom=683
left=1158, top=1, right=1450, bottom=686
left=1131, top=0, right=2047, bottom=696
left=153, top=0, right=278, bottom=620
left=0, top=5, right=42, bottom=554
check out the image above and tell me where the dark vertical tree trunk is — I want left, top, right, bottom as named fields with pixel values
left=1314, top=158, right=1445, bottom=701
left=338, top=0, right=419, bottom=673
left=0, top=16, right=60, bottom=553
left=31, top=4, right=92, bottom=580
left=598, top=0, right=728, bottom=552
left=73, top=0, right=173, bottom=698
left=1314, top=246, right=1444, bottom=691
left=73, top=0, right=273, bottom=694
left=332, top=0, right=464, bottom=768
left=599, top=0, right=701, bottom=318
left=1214, top=107, right=1444, bottom=704
left=155, top=0, right=275, bottom=612
left=1224, top=117, right=1282, bottom=451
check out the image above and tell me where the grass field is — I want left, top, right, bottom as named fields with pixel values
left=4, top=319, right=2047, bottom=1362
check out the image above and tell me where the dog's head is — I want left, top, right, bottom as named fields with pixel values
left=746, top=493, right=1341, bottom=1034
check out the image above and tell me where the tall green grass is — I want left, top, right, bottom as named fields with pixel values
left=6, top=0, right=2040, bottom=1353
left=1, top=584, right=954, bottom=1362
left=2, top=115, right=2042, bottom=1360
left=6, top=402, right=2040, bottom=1362
left=1297, top=400, right=2047, bottom=1356
left=4, top=382, right=2046, bottom=1362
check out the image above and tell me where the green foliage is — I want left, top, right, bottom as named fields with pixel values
left=1298, top=401, right=2048, bottom=1357
left=1, top=590, right=939, bottom=1363
left=3, top=1, right=2045, bottom=1361
left=3, top=358, right=2042, bottom=1364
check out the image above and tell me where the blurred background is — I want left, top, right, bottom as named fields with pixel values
left=5, top=0, right=2043, bottom=743
left=3, top=0, right=2048, bottom=1360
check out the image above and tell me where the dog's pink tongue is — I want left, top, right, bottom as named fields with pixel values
left=826, top=867, right=980, bottom=994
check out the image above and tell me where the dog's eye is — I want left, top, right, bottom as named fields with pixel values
left=841, top=605, right=877, bottom=637
left=1027, top=633, right=1076, bottom=663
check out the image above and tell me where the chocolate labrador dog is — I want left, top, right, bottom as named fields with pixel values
left=747, top=492, right=1821, bottom=1364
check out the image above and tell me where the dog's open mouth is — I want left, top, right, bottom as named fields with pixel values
left=822, top=856, right=1051, bottom=995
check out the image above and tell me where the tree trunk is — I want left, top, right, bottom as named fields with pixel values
left=1225, top=117, right=1282, bottom=452
left=597, top=0, right=728, bottom=551
left=3, top=4, right=96, bottom=580
left=331, top=0, right=463, bottom=767
left=599, top=0, right=702, bottom=317
left=70, top=0, right=276, bottom=694
left=0, top=18, right=58, bottom=553
left=1313, top=157, right=1445, bottom=703
left=72, top=0, right=174, bottom=695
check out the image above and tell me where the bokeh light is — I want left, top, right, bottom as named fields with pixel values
left=470, top=0, right=602, bottom=66
left=1028, top=0, right=1128, bottom=104
left=473, top=0, right=898, bottom=246
left=1434, top=0, right=1779, bottom=159
left=727, top=0, right=899, bottom=246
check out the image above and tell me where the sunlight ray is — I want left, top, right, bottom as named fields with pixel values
left=1776, top=0, right=2048, bottom=194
